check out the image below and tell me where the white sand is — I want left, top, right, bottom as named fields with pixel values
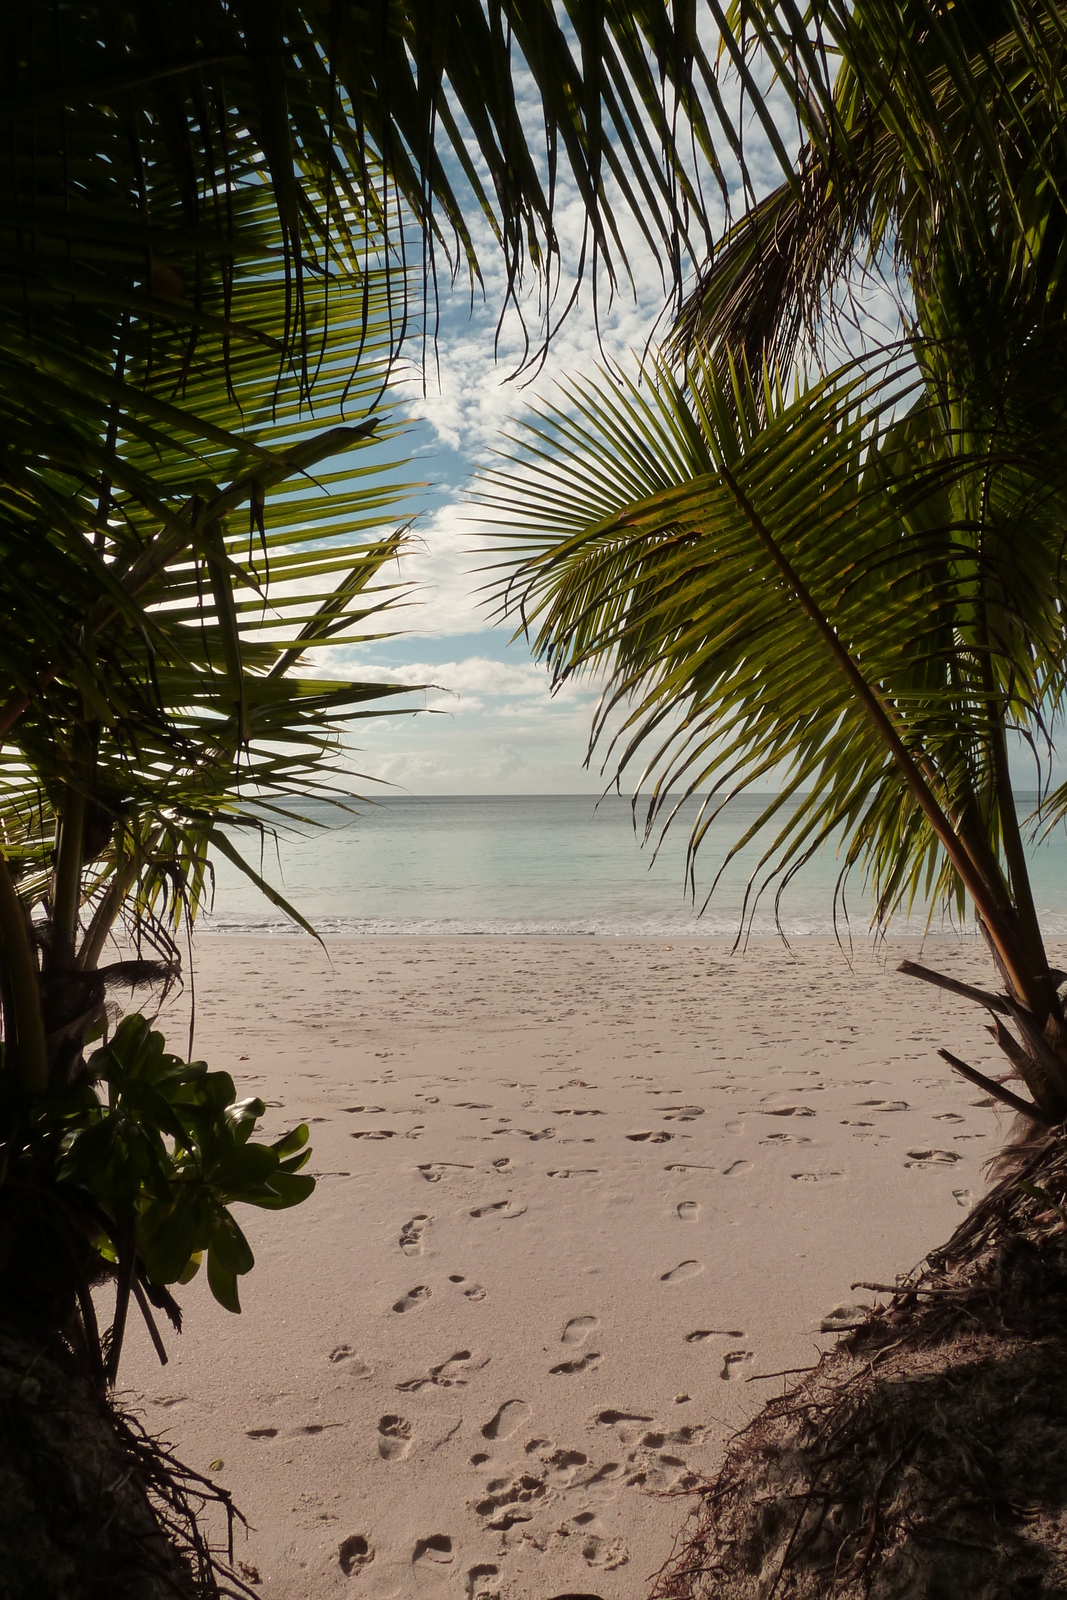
left=119, top=935, right=1030, bottom=1600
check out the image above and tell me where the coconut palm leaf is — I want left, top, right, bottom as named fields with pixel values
left=481, top=341, right=1067, bottom=1111
left=674, top=2, right=1067, bottom=380
left=4, top=0, right=748, bottom=376
left=0, top=31, right=426, bottom=1035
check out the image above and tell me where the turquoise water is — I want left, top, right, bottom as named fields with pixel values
left=202, top=793, right=1067, bottom=939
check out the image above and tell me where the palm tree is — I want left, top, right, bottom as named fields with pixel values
left=0, top=0, right=740, bottom=1383
left=482, top=1, right=1067, bottom=1129
left=0, top=15, right=430, bottom=1584
left=0, top=52, right=427, bottom=1409
left=0, top=8, right=752, bottom=1587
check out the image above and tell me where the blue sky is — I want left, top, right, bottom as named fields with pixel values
left=313, top=209, right=692, bottom=794
left=308, top=63, right=910, bottom=798
left=309, top=76, right=790, bottom=795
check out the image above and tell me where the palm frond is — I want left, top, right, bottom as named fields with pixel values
left=480, top=350, right=1067, bottom=985
left=3, top=0, right=765, bottom=377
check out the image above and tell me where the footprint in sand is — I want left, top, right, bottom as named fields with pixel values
left=400, top=1215, right=431, bottom=1255
left=759, top=1106, right=816, bottom=1118
left=953, top=1188, right=973, bottom=1208
left=760, top=1132, right=811, bottom=1145
left=626, top=1131, right=672, bottom=1143
left=467, top=1563, right=500, bottom=1600
left=548, top=1168, right=599, bottom=1178
left=492, top=1156, right=513, bottom=1172
left=393, top=1285, right=431, bottom=1314
left=661, top=1106, right=704, bottom=1122
left=550, top=1350, right=601, bottom=1375
left=469, top=1199, right=527, bottom=1220
left=541, top=1446, right=589, bottom=1478
left=475, top=1469, right=548, bottom=1524
left=413, top=1534, right=454, bottom=1569
left=720, top=1350, right=754, bottom=1380
left=328, top=1346, right=373, bottom=1376
left=378, top=1414, right=413, bottom=1460
left=418, top=1162, right=474, bottom=1183
left=591, top=1408, right=652, bottom=1459
left=338, top=1535, right=374, bottom=1574
left=481, top=1398, right=531, bottom=1440
left=581, top=1534, right=629, bottom=1571
left=561, top=1315, right=599, bottom=1345
left=684, top=1327, right=744, bottom=1342
left=905, top=1149, right=961, bottom=1168
left=397, top=1349, right=486, bottom=1393
left=676, top=1201, right=700, bottom=1222
left=792, top=1170, right=844, bottom=1183
left=592, top=1409, right=652, bottom=1456
left=661, top=1260, right=703, bottom=1283
left=350, top=1129, right=397, bottom=1140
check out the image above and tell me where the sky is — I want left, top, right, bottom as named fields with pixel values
left=328, top=280, right=683, bottom=798
left=312, top=224, right=702, bottom=794
left=308, top=56, right=798, bottom=797
left=304, top=48, right=910, bottom=800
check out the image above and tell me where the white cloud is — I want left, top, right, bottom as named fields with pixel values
left=356, top=655, right=588, bottom=700
left=317, top=55, right=849, bottom=789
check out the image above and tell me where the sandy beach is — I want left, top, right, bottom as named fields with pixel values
left=118, top=935, right=1030, bottom=1600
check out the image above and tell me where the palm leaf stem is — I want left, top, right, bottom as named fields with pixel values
left=0, top=852, right=47, bottom=1095
left=989, top=685, right=1046, bottom=983
left=50, top=780, right=86, bottom=969
left=897, top=958, right=1011, bottom=1016
left=78, top=827, right=164, bottom=974
left=938, top=1046, right=1056, bottom=1124
left=707, top=445, right=1037, bottom=1011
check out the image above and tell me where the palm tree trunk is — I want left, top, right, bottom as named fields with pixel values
left=0, top=854, right=47, bottom=1095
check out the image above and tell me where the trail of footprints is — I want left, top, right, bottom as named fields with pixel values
left=329, top=1298, right=751, bottom=1590
left=459, top=1395, right=707, bottom=1571
left=331, top=1389, right=703, bottom=1587
left=236, top=949, right=1000, bottom=1597
left=341, top=1051, right=983, bottom=1588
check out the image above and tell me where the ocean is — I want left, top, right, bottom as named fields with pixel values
left=201, top=793, right=1067, bottom=940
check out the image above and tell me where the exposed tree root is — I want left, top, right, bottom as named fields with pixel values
left=0, top=1326, right=257, bottom=1600
left=652, top=1130, right=1067, bottom=1599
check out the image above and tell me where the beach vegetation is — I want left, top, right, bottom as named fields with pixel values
left=0, top=3, right=731, bottom=1592
left=0, top=0, right=727, bottom=1387
left=0, top=40, right=418, bottom=1399
left=485, top=0, right=1067, bottom=1133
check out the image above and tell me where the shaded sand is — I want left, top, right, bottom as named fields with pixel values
left=117, top=936, right=1036, bottom=1600
left=651, top=1131, right=1067, bottom=1598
